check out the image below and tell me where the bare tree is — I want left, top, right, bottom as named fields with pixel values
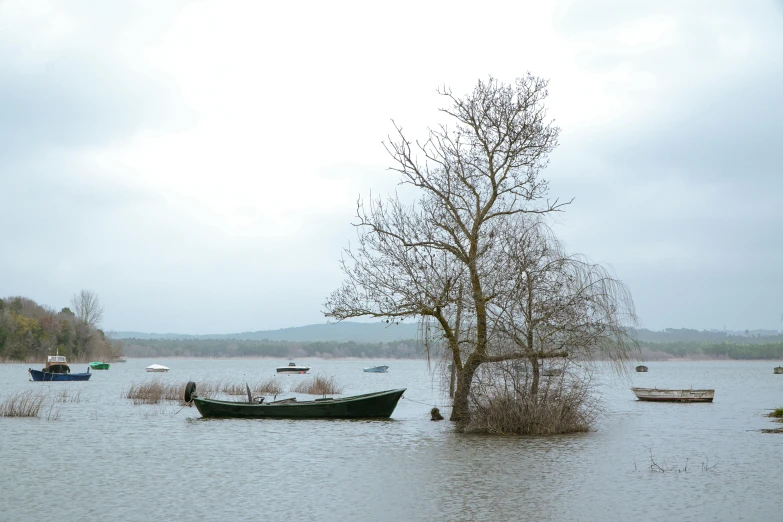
left=70, top=290, right=104, bottom=328
left=325, top=75, right=567, bottom=422
left=485, top=217, right=638, bottom=394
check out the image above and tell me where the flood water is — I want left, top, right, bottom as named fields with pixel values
left=1, top=358, right=781, bottom=521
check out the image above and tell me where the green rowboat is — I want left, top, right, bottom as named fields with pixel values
left=89, top=361, right=110, bottom=370
left=186, top=383, right=406, bottom=419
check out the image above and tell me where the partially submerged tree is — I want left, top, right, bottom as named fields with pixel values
left=70, top=290, right=104, bottom=328
left=487, top=217, right=638, bottom=397
left=326, top=75, right=570, bottom=421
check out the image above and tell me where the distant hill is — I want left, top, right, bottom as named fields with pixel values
left=112, top=321, right=421, bottom=343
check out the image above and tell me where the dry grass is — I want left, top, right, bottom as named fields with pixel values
left=125, top=381, right=166, bottom=404
left=291, top=374, right=344, bottom=395
left=124, top=380, right=229, bottom=404
left=53, top=389, right=86, bottom=403
left=254, top=377, right=284, bottom=397
left=0, top=389, right=47, bottom=417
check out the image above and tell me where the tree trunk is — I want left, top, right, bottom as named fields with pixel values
left=449, top=359, right=456, bottom=399
left=450, top=358, right=478, bottom=422
left=530, top=357, right=540, bottom=399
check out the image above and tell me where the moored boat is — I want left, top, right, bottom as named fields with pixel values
left=185, top=383, right=405, bottom=419
left=774, top=366, right=783, bottom=375
left=363, top=365, right=389, bottom=373
left=635, top=365, right=648, bottom=372
left=29, top=354, right=92, bottom=382
left=89, top=361, right=110, bottom=370
left=277, top=362, right=310, bottom=374
left=542, top=368, right=563, bottom=377
left=631, top=387, right=714, bottom=403
left=146, top=364, right=170, bottom=373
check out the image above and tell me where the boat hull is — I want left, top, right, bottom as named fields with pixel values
left=89, top=362, right=110, bottom=370
left=631, top=387, right=714, bottom=403
left=363, top=366, right=389, bottom=373
left=276, top=368, right=310, bottom=374
left=635, top=365, right=648, bottom=372
left=193, top=388, right=406, bottom=419
left=29, top=369, right=92, bottom=382
left=774, top=366, right=783, bottom=375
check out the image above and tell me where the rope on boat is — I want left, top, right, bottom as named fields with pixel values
left=401, top=395, right=445, bottom=408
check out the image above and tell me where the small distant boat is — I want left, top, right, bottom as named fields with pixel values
left=363, top=365, right=389, bottom=373
left=542, top=368, right=563, bottom=377
left=29, top=354, right=92, bottom=382
left=635, top=365, right=648, bottom=372
left=146, top=364, right=170, bottom=373
left=89, top=361, right=110, bottom=370
left=774, top=366, right=783, bottom=375
left=277, top=362, right=310, bottom=374
left=631, top=387, right=714, bottom=403
left=185, top=382, right=405, bottom=419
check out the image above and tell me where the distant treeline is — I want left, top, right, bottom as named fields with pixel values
left=636, top=328, right=783, bottom=345
left=0, top=296, right=121, bottom=362
left=121, top=338, right=425, bottom=359
left=641, top=341, right=783, bottom=360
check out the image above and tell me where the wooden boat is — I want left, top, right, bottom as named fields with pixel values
left=774, top=366, right=783, bottom=375
left=276, top=362, right=310, bottom=374
left=185, top=382, right=406, bottom=419
left=29, top=354, right=92, bottom=381
left=635, top=365, right=648, bottom=372
left=89, top=361, right=110, bottom=370
left=363, top=365, right=389, bottom=373
left=146, top=364, right=170, bottom=372
left=631, top=387, right=714, bottom=403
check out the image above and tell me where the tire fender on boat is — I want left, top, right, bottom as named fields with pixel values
left=184, top=381, right=197, bottom=403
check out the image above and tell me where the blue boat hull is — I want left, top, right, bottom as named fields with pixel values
left=29, top=369, right=92, bottom=381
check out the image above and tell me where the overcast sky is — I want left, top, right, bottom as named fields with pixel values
left=1, top=0, right=781, bottom=334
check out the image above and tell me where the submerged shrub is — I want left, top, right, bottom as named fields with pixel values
left=460, top=371, right=599, bottom=435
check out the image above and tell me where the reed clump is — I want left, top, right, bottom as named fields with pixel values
left=254, top=377, right=284, bottom=397
left=125, top=380, right=223, bottom=404
left=54, top=389, right=85, bottom=403
left=291, top=374, right=344, bottom=395
left=768, top=408, right=783, bottom=419
left=125, top=381, right=165, bottom=404
left=0, top=389, right=46, bottom=417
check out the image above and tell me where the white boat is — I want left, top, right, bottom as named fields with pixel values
left=363, top=365, right=389, bottom=373
left=631, top=387, right=714, bottom=403
left=146, top=364, right=170, bottom=373
left=276, top=362, right=310, bottom=374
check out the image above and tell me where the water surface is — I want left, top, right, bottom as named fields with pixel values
left=1, top=359, right=780, bottom=521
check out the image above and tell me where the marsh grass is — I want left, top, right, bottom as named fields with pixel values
left=54, top=389, right=86, bottom=403
left=768, top=408, right=783, bottom=419
left=254, top=377, right=284, bottom=397
left=124, top=380, right=223, bottom=405
left=0, top=389, right=47, bottom=417
left=291, top=374, right=344, bottom=395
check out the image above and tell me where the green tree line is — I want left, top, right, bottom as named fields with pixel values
left=641, top=341, right=783, bottom=360
left=0, top=296, right=121, bottom=362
